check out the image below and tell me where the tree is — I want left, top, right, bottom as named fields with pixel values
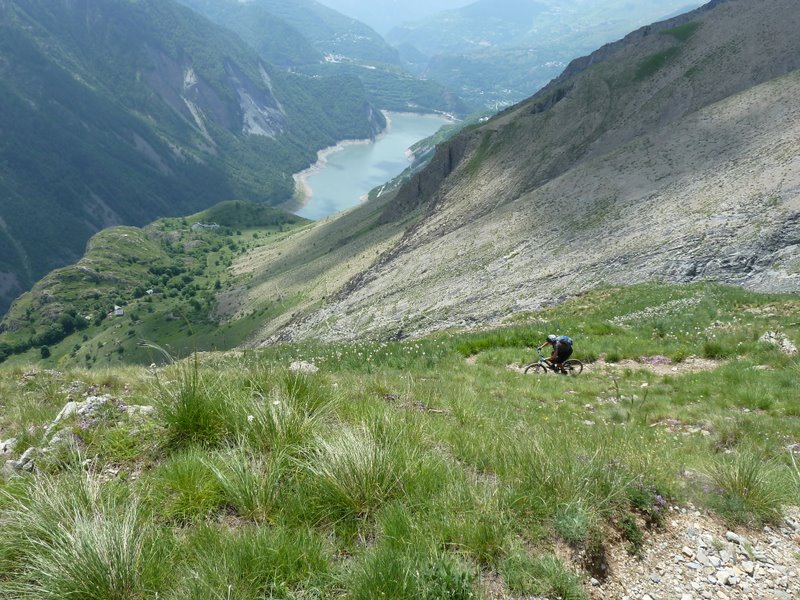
left=40, top=346, right=51, bottom=359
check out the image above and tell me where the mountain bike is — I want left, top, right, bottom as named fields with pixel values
left=523, top=347, right=583, bottom=375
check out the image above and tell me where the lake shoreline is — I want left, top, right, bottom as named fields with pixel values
left=286, top=111, right=454, bottom=215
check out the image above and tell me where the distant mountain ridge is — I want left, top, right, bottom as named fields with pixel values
left=0, top=0, right=385, bottom=313
left=177, top=0, right=468, bottom=116
left=314, top=0, right=469, bottom=35
left=177, top=0, right=399, bottom=65
left=388, top=0, right=704, bottom=109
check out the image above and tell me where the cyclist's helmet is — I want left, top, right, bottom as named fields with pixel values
left=546, top=334, right=557, bottom=343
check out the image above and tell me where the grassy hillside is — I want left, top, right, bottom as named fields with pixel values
left=0, top=202, right=309, bottom=367
left=0, top=283, right=797, bottom=598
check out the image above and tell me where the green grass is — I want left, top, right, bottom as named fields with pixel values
left=662, top=21, right=702, bottom=42
left=501, top=551, right=586, bottom=599
left=0, top=467, right=173, bottom=599
left=635, top=46, right=682, bottom=80
left=173, top=524, right=330, bottom=600
left=299, top=421, right=424, bottom=525
left=706, top=451, right=787, bottom=526
left=0, top=283, right=798, bottom=598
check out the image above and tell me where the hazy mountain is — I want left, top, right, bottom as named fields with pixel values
left=171, top=1, right=322, bottom=68
left=0, top=0, right=385, bottom=314
left=179, top=0, right=400, bottom=65
left=388, top=0, right=704, bottom=109
left=315, top=0, right=471, bottom=35
left=178, top=0, right=468, bottom=116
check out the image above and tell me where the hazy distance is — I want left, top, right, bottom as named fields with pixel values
left=315, top=0, right=470, bottom=34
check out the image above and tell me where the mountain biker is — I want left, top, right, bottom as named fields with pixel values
left=538, top=334, right=573, bottom=373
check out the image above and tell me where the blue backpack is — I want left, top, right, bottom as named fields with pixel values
left=557, top=335, right=573, bottom=346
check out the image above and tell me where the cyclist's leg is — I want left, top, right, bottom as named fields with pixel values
left=549, top=350, right=560, bottom=371
left=553, top=344, right=572, bottom=373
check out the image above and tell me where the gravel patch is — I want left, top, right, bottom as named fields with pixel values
left=591, top=506, right=800, bottom=599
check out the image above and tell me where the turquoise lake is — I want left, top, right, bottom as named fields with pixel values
left=293, top=112, right=451, bottom=220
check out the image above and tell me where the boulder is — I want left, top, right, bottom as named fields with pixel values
left=758, top=331, right=798, bottom=355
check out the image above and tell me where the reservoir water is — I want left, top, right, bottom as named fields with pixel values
left=293, top=112, right=451, bottom=220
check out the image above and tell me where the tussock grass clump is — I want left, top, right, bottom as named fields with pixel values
left=503, top=429, right=635, bottom=521
left=299, top=421, right=422, bottom=524
left=501, top=550, right=586, bottom=600
left=0, top=469, right=171, bottom=600
left=242, top=377, right=330, bottom=453
left=158, top=365, right=332, bottom=453
left=440, top=507, right=510, bottom=566
left=706, top=451, right=787, bottom=526
left=790, top=453, right=800, bottom=500
left=207, top=446, right=285, bottom=522
left=350, top=546, right=475, bottom=600
left=149, top=447, right=224, bottom=524
left=175, top=524, right=329, bottom=600
left=156, top=364, right=235, bottom=449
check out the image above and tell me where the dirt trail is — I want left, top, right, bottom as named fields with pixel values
left=496, top=355, right=725, bottom=376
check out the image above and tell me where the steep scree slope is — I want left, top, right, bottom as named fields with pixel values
left=275, top=0, right=800, bottom=341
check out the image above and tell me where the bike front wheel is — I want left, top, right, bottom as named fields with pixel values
left=563, top=359, right=583, bottom=375
left=524, top=363, right=548, bottom=374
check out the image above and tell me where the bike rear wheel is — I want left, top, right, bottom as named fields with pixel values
left=524, top=363, right=548, bottom=374
left=563, top=359, right=583, bottom=375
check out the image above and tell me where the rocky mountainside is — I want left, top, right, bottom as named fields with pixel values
left=0, top=0, right=384, bottom=314
left=387, top=0, right=705, bottom=109
left=264, top=0, right=800, bottom=342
